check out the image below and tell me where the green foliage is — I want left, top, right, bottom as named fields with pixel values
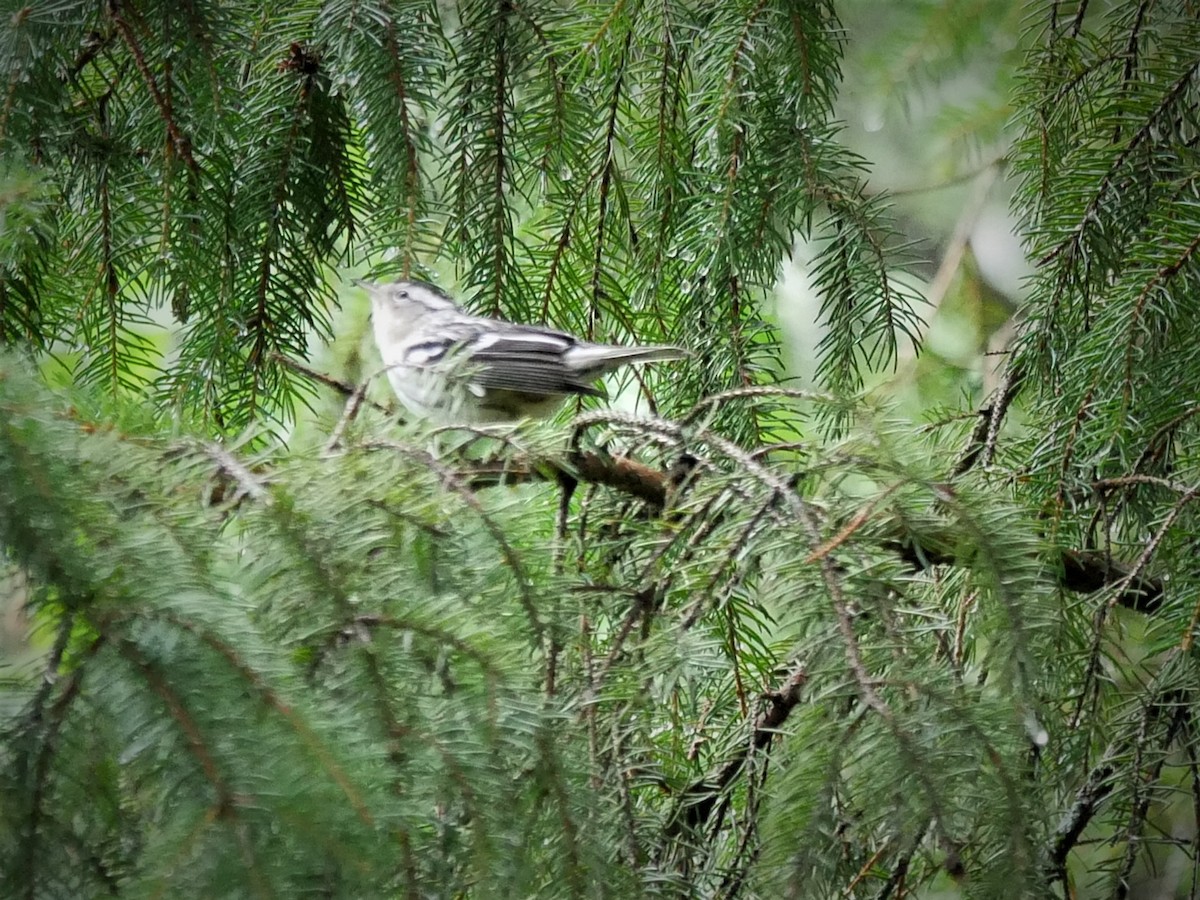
left=4, top=1, right=1200, bottom=898
left=1011, top=1, right=1200, bottom=546
left=0, top=361, right=1061, bottom=898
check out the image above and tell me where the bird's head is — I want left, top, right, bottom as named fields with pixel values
left=355, top=279, right=460, bottom=329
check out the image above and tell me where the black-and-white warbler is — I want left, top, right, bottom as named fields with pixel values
left=358, top=279, right=686, bottom=424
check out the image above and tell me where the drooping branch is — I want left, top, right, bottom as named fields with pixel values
left=663, top=666, right=808, bottom=839
left=108, top=2, right=200, bottom=173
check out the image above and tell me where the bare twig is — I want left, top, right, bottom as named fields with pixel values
left=272, top=353, right=392, bottom=416
left=952, top=364, right=1024, bottom=477
left=198, top=441, right=271, bottom=505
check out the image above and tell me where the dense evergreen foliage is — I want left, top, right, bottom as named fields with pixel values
left=2, top=1, right=1199, bottom=898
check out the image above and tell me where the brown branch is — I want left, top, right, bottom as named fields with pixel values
left=1112, top=694, right=1188, bottom=897
left=875, top=820, right=929, bottom=900
left=272, top=353, right=392, bottom=415
left=108, top=2, right=199, bottom=173
left=664, top=667, right=808, bottom=837
left=924, top=164, right=1002, bottom=314
left=888, top=540, right=1162, bottom=615
left=461, top=452, right=670, bottom=507
left=323, top=377, right=372, bottom=454
left=246, top=86, right=306, bottom=388
left=1069, top=0, right=1090, bottom=37
left=805, top=483, right=902, bottom=564
left=1092, top=474, right=1192, bottom=495
left=489, top=5, right=510, bottom=317
left=588, top=588, right=655, bottom=697
left=587, top=28, right=632, bottom=340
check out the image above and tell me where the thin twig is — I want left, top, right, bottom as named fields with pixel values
left=1092, top=474, right=1192, bottom=495
left=323, top=377, right=372, bottom=454
left=198, top=441, right=271, bottom=505
left=272, top=353, right=393, bottom=416
left=680, top=386, right=832, bottom=427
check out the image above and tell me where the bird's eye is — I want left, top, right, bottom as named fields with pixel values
left=396, top=290, right=409, bottom=301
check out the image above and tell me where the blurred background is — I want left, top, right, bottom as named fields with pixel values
left=778, top=0, right=1028, bottom=420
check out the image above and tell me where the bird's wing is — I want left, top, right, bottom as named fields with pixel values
left=466, top=328, right=606, bottom=397
left=405, top=321, right=605, bottom=398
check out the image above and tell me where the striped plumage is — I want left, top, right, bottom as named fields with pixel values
left=358, top=279, right=686, bottom=424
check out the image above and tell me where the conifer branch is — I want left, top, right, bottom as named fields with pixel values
left=490, top=3, right=510, bottom=315
left=359, top=439, right=545, bottom=642
left=130, top=608, right=376, bottom=826
left=276, top=356, right=1167, bottom=613
left=1037, top=57, right=1200, bottom=267
left=665, top=666, right=806, bottom=836
left=18, top=616, right=80, bottom=899
left=6, top=4, right=1200, bottom=891
left=108, top=2, right=199, bottom=173
left=383, top=24, right=421, bottom=273
left=1122, top=230, right=1200, bottom=406
left=118, top=639, right=235, bottom=808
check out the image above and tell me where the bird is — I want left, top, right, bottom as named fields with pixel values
left=357, top=279, right=686, bottom=424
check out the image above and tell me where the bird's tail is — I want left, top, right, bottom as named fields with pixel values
left=570, top=343, right=688, bottom=376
